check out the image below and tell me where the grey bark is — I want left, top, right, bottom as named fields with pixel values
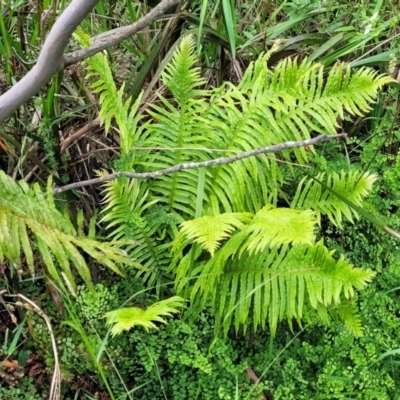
left=0, top=0, right=182, bottom=123
left=0, top=0, right=98, bottom=123
left=64, top=0, right=182, bottom=66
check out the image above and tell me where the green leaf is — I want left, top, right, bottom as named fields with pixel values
left=176, top=212, right=252, bottom=256
left=0, top=171, right=141, bottom=290
left=292, top=171, right=378, bottom=227
left=243, top=205, right=317, bottom=253
left=105, top=296, right=185, bottom=337
left=221, top=0, right=236, bottom=58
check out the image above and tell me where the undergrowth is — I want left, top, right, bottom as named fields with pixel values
left=1, top=0, right=400, bottom=399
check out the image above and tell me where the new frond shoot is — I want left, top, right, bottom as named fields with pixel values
left=105, top=296, right=185, bottom=336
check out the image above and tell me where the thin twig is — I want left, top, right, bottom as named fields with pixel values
left=60, top=117, right=101, bottom=154
left=13, top=294, right=61, bottom=400
left=52, top=133, right=346, bottom=194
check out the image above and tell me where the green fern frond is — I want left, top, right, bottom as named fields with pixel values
left=100, top=174, right=157, bottom=239
left=333, top=299, right=363, bottom=337
left=99, top=172, right=172, bottom=284
left=238, top=54, right=393, bottom=137
left=199, top=56, right=391, bottom=213
left=323, top=64, right=393, bottom=117
left=291, top=171, right=377, bottom=227
left=0, top=172, right=142, bottom=291
left=242, top=205, right=316, bottom=254
left=205, top=240, right=375, bottom=335
left=162, top=35, right=207, bottom=106
left=105, top=296, right=185, bottom=336
left=74, top=28, right=144, bottom=166
left=143, top=36, right=210, bottom=216
left=175, top=206, right=316, bottom=259
left=176, top=205, right=373, bottom=336
left=175, top=212, right=252, bottom=256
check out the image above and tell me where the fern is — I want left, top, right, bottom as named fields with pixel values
left=330, top=298, right=363, bottom=336
left=173, top=206, right=316, bottom=258
left=79, top=34, right=389, bottom=336
left=174, top=207, right=374, bottom=335
left=192, top=238, right=374, bottom=336
left=291, top=171, right=378, bottom=227
left=243, top=205, right=316, bottom=253
left=99, top=172, right=172, bottom=285
left=143, top=36, right=211, bottom=217
left=0, top=171, right=142, bottom=291
left=139, top=39, right=392, bottom=216
left=76, top=30, right=174, bottom=285
left=74, top=28, right=145, bottom=167
left=84, top=33, right=387, bottom=221
left=105, top=296, right=185, bottom=336
left=174, top=212, right=252, bottom=256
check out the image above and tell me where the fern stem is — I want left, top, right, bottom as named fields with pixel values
left=185, top=168, right=206, bottom=298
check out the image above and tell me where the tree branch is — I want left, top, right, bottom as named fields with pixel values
left=64, top=0, right=182, bottom=66
left=52, top=133, right=346, bottom=194
left=0, top=0, right=182, bottom=123
left=0, top=0, right=99, bottom=123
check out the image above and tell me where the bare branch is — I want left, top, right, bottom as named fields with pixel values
left=0, top=0, right=99, bottom=123
left=64, top=0, right=183, bottom=66
left=0, top=0, right=182, bottom=123
left=52, top=133, right=346, bottom=194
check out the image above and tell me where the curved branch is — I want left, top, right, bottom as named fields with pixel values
left=52, top=134, right=346, bottom=194
left=64, top=0, right=182, bottom=66
left=0, top=0, right=182, bottom=123
left=0, top=0, right=99, bottom=123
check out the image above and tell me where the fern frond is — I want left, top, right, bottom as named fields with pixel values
left=323, top=64, right=394, bottom=117
left=0, top=172, right=141, bottom=290
left=162, top=35, right=207, bottom=106
left=200, top=56, right=393, bottom=213
left=99, top=172, right=172, bottom=285
left=143, top=36, right=210, bottom=217
left=175, top=212, right=252, bottom=256
left=175, top=206, right=317, bottom=259
left=204, top=240, right=375, bottom=335
left=333, top=299, right=363, bottom=337
left=291, top=171, right=377, bottom=227
left=242, top=205, right=316, bottom=254
left=74, top=28, right=144, bottom=167
left=176, top=205, right=317, bottom=297
left=105, top=296, right=185, bottom=336
left=177, top=204, right=373, bottom=337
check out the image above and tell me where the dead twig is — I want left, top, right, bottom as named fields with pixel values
left=52, top=133, right=346, bottom=194
left=10, top=293, right=61, bottom=400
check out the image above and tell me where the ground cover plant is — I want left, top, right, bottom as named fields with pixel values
left=1, top=0, right=400, bottom=399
